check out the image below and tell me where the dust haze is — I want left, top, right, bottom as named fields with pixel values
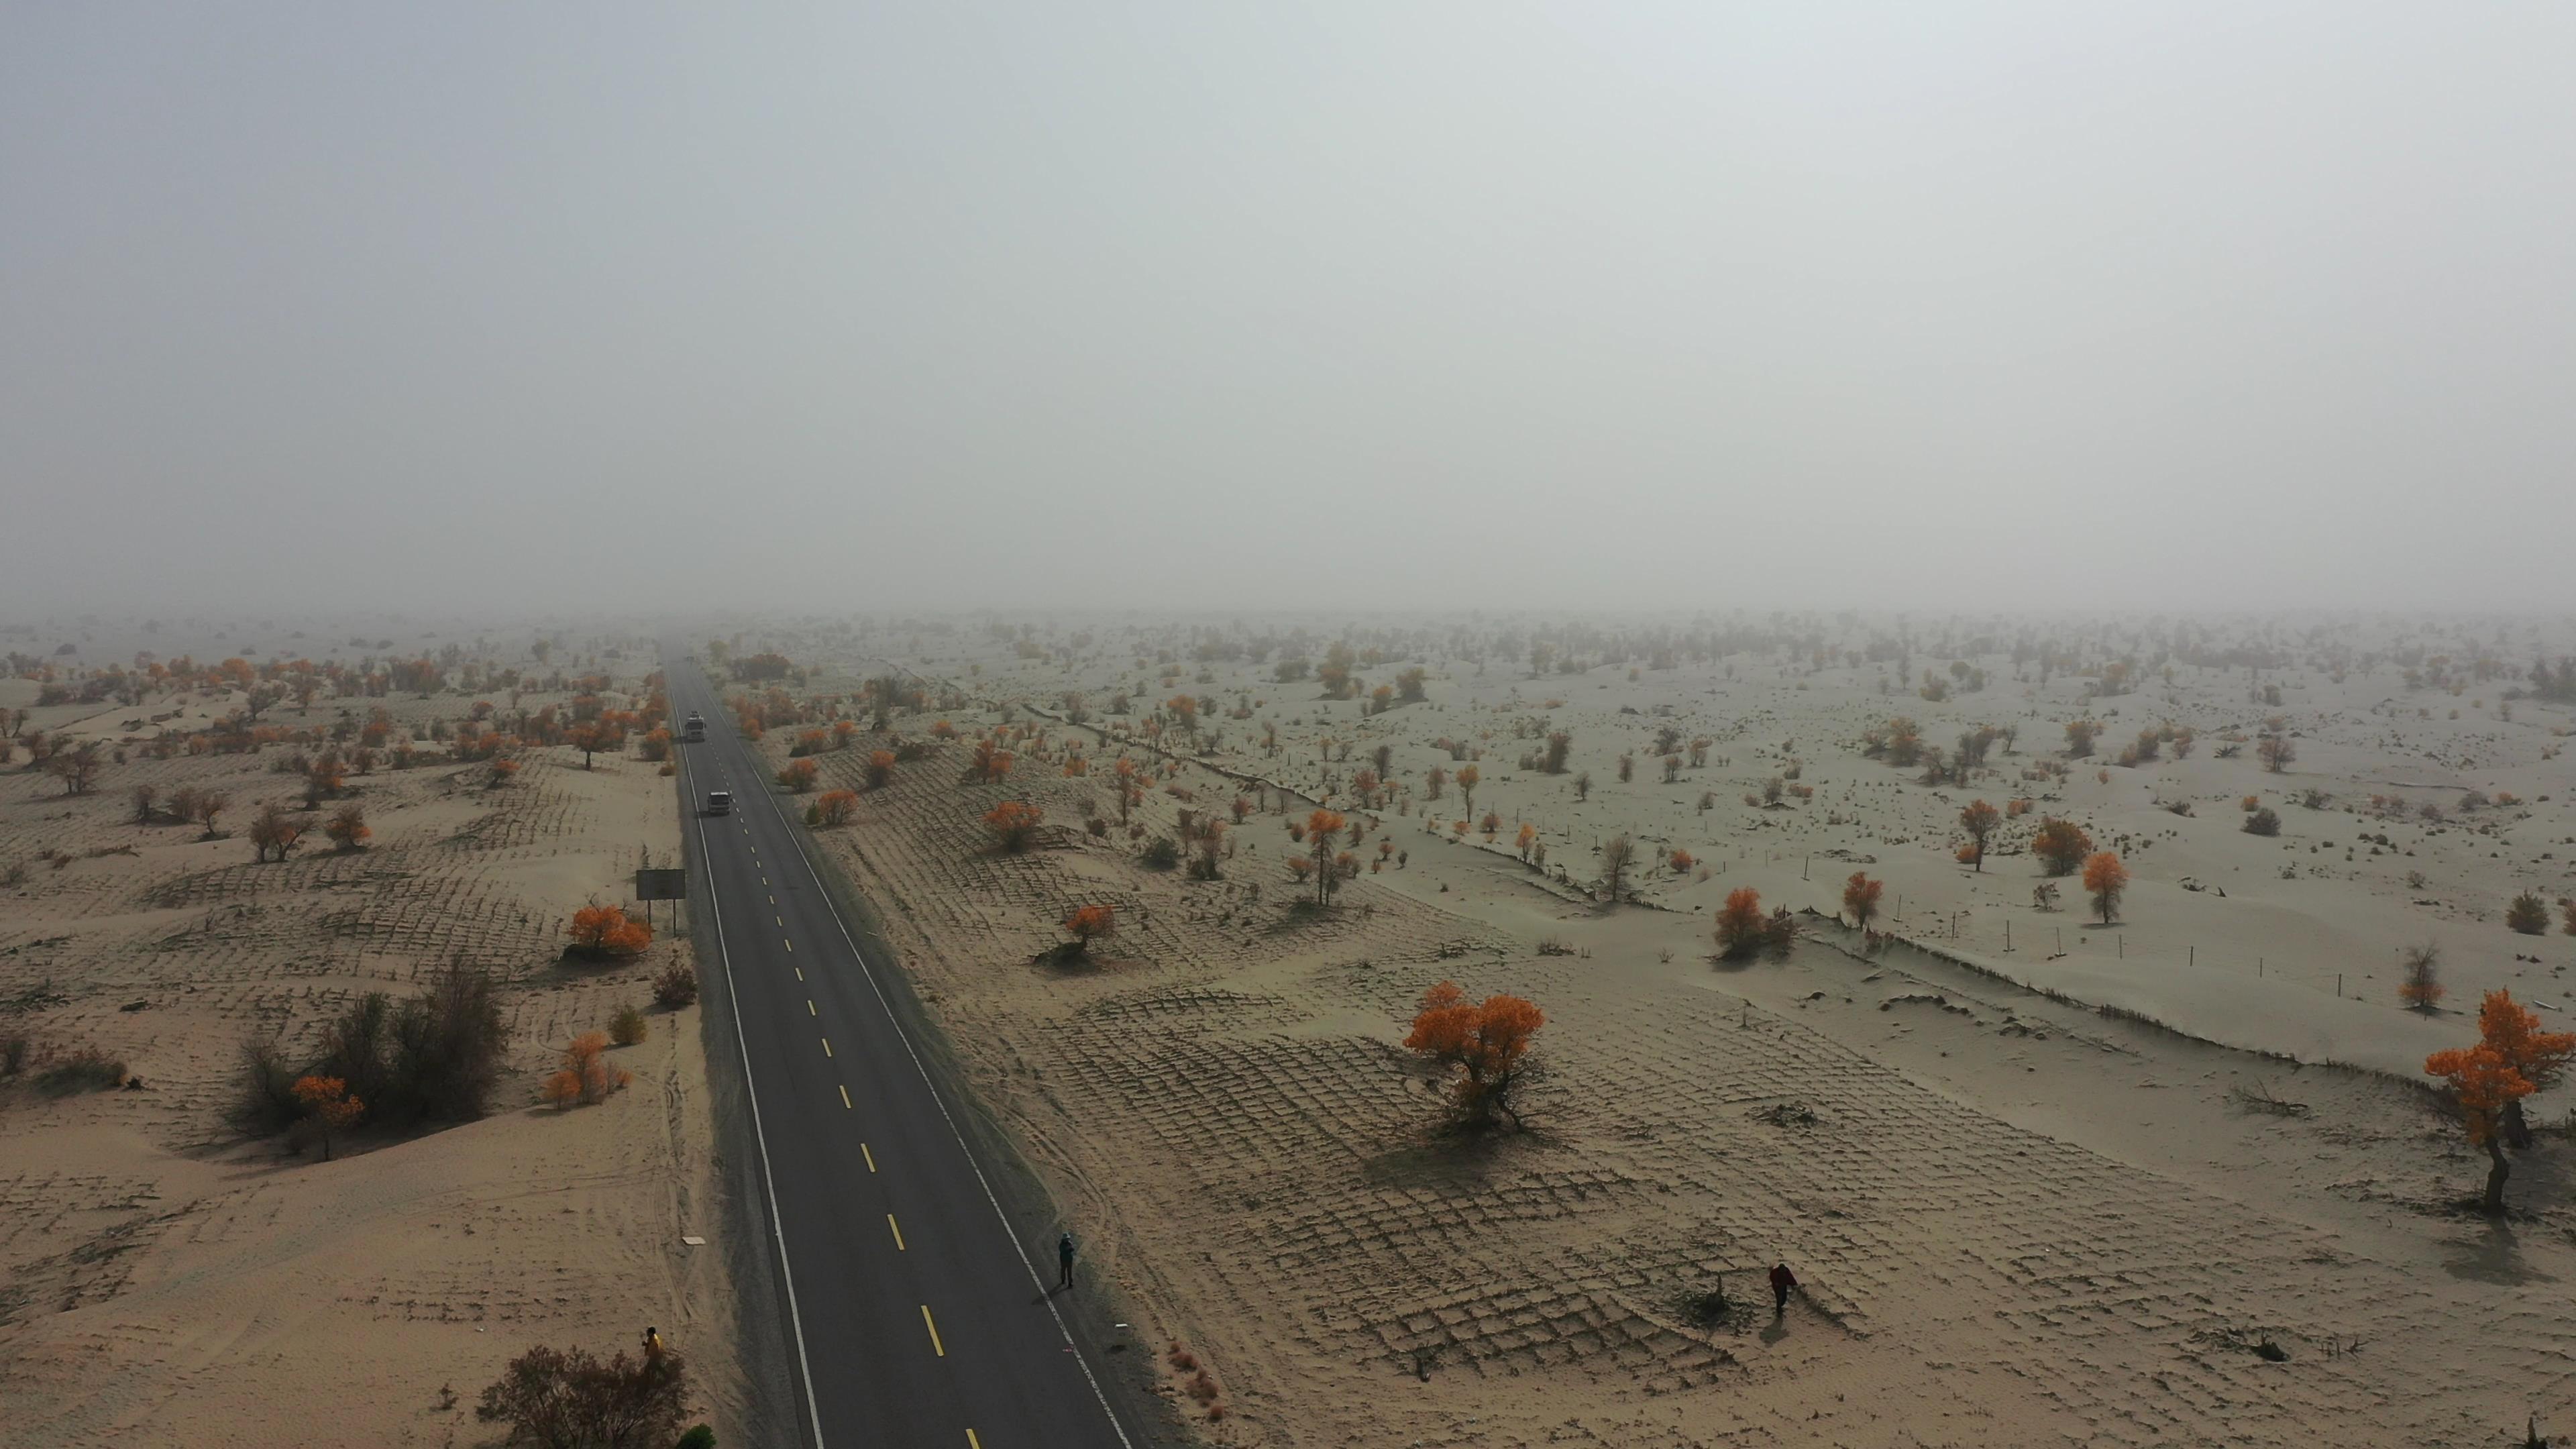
left=7, top=3, right=2576, bottom=618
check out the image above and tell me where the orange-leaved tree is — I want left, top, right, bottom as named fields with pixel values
left=1061, top=904, right=1116, bottom=957
left=1843, top=871, right=1883, bottom=934
left=568, top=904, right=653, bottom=959
left=1958, top=800, right=2000, bottom=871
left=545, top=1031, right=630, bottom=1108
left=986, top=800, right=1044, bottom=853
left=865, top=750, right=896, bottom=789
left=1715, top=887, right=1766, bottom=959
left=967, top=738, right=1013, bottom=784
left=248, top=803, right=305, bottom=863
left=324, top=802, right=370, bottom=851
left=1305, top=809, right=1345, bottom=906
left=2424, top=1038, right=2536, bottom=1213
left=1668, top=847, right=1695, bottom=874
left=2475, top=987, right=2575, bottom=1149
left=776, top=758, right=818, bottom=793
left=292, top=1074, right=364, bottom=1161
left=811, top=788, right=858, bottom=827
left=1454, top=765, right=1479, bottom=820
left=2031, top=817, right=2092, bottom=877
left=1403, top=980, right=1544, bottom=1132
left=2082, top=851, right=2128, bottom=924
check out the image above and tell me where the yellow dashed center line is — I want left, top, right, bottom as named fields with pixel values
left=806, top=1000, right=816, bottom=1016
left=862, top=1142, right=875, bottom=1172
left=887, top=1214, right=906, bottom=1250
left=794, top=966, right=803, bottom=981
left=967, top=1432, right=982, bottom=1449
left=784, top=939, right=793, bottom=953
left=820, top=1038, right=831, bottom=1057
left=920, top=1304, right=945, bottom=1356
left=839, top=1084, right=851, bottom=1110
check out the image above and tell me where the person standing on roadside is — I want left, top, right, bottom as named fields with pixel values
left=1058, top=1231, right=1077, bottom=1291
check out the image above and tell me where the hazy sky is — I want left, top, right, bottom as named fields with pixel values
left=6, top=4, right=2574, bottom=618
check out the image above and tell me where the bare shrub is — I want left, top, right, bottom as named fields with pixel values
left=476, top=1343, right=688, bottom=1448
left=652, top=964, right=700, bottom=1009
left=1599, top=835, right=1634, bottom=901
left=36, top=1046, right=126, bottom=1096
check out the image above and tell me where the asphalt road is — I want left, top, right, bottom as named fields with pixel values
left=665, top=659, right=1134, bottom=1449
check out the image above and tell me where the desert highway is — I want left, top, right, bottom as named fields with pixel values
left=665, top=657, right=1134, bottom=1449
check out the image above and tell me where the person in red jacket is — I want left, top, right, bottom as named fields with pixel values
left=1768, top=1263, right=1798, bottom=1316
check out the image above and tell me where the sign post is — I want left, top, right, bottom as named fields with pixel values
left=635, top=867, right=686, bottom=930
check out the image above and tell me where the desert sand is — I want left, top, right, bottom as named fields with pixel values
left=714, top=612, right=2574, bottom=1447
left=0, top=625, right=746, bottom=1446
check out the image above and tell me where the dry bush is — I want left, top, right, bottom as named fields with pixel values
left=610, top=1004, right=649, bottom=1046
left=652, top=964, right=700, bottom=1009
left=2506, top=892, right=2548, bottom=935
left=247, top=804, right=305, bottom=863
left=810, top=788, right=858, bottom=827
left=1599, top=834, right=1634, bottom=901
left=775, top=758, right=819, bottom=793
left=1543, top=731, right=1572, bottom=773
left=300, top=961, right=508, bottom=1128
left=231, top=1034, right=302, bottom=1133
left=2257, top=734, right=2296, bottom=773
left=2398, top=943, right=2443, bottom=1012
left=476, top=1343, right=688, bottom=1448
left=2243, top=806, right=2281, bottom=837
left=2228, top=1081, right=2312, bottom=1118
left=35, top=1045, right=126, bottom=1097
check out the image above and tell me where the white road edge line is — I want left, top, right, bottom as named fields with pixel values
left=684, top=706, right=828, bottom=1449
left=735, top=671, right=1137, bottom=1449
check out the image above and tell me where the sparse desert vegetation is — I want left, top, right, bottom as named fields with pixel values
left=0, top=625, right=738, bottom=1443
left=688, top=610, right=2576, bottom=1447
